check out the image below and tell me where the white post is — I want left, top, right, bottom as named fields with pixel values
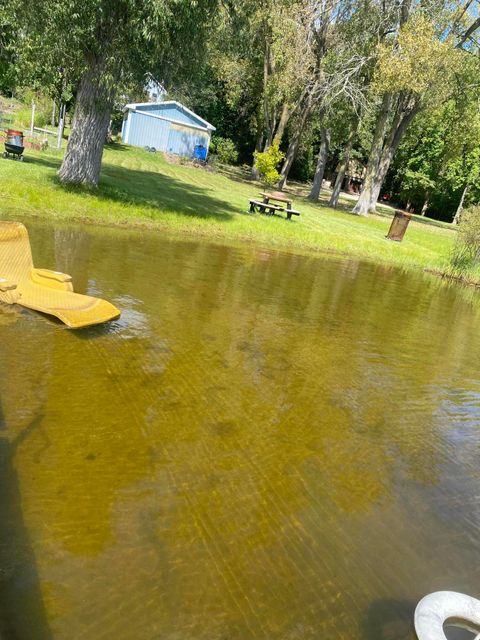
left=30, top=101, right=35, bottom=134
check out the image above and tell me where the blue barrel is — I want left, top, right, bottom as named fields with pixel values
left=193, top=144, right=207, bottom=161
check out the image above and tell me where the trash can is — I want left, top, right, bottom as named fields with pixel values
left=193, top=144, right=207, bottom=162
left=6, top=129, right=24, bottom=147
left=386, top=210, right=411, bottom=242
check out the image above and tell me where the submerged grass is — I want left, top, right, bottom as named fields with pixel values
left=0, top=143, right=470, bottom=280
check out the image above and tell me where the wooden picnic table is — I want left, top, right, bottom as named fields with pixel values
left=249, top=193, right=301, bottom=220
left=260, top=191, right=293, bottom=208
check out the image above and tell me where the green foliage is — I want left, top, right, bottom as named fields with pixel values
left=0, top=14, right=16, bottom=94
left=210, top=136, right=238, bottom=165
left=375, top=14, right=462, bottom=102
left=3, top=0, right=219, bottom=184
left=450, top=206, right=480, bottom=273
left=290, top=143, right=316, bottom=182
left=12, top=90, right=54, bottom=128
left=253, top=143, right=285, bottom=186
left=6, top=0, right=218, bottom=101
left=388, top=93, right=480, bottom=220
left=208, top=0, right=315, bottom=152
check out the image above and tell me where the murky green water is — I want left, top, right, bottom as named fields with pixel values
left=1, top=220, right=480, bottom=640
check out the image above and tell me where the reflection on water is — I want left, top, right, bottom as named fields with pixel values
left=0, top=394, right=51, bottom=638
left=1, top=220, right=480, bottom=639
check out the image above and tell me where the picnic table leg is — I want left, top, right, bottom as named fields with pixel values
left=250, top=202, right=256, bottom=213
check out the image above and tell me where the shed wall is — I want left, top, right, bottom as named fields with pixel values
left=123, top=110, right=210, bottom=157
left=167, top=124, right=209, bottom=156
left=125, top=111, right=171, bottom=149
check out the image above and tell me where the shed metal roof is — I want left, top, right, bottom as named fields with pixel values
left=123, top=100, right=215, bottom=131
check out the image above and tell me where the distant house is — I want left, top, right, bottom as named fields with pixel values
left=121, top=101, right=215, bottom=158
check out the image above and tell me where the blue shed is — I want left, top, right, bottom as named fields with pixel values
left=121, top=101, right=215, bottom=158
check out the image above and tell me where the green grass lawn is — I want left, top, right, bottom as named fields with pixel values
left=0, top=143, right=469, bottom=280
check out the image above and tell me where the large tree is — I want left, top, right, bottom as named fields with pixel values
left=386, top=90, right=480, bottom=221
left=0, top=7, right=16, bottom=94
left=11, top=0, right=217, bottom=186
left=353, top=3, right=480, bottom=216
left=205, top=0, right=315, bottom=177
left=279, top=0, right=379, bottom=190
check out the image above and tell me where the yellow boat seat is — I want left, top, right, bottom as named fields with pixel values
left=0, top=221, right=120, bottom=328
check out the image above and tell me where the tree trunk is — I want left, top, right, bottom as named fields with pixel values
left=309, top=127, right=330, bottom=201
left=352, top=0, right=415, bottom=214
left=278, top=92, right=314, bottom=189
left=453, top=184, right=469, bottom=224
left=354, top=93, right=419, bottom=216
left=420, top=195, right=429, bottom=216
left=353, top=94, right=392, bottom=216
left=329, top=124, right=357, bottom=208
left=272, top=103, right=291, bottom=146
left=368, top=103, right=419, bottom=210
left=58, top=61, right=114, bottom=187
left=251, top=127, right=264, bottom=180
left=261, top=36, right=275, bottom=151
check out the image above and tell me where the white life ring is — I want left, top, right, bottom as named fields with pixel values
left=415, top=592, right=480, bottom=640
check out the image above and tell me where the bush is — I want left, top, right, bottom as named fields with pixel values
left=210, top=136, right=238, bottom=165
left=253, top=143, right=285, bottom=187
left=13, top=90, right=54, bottom=130
left=450, top=205, right=480, bottom=272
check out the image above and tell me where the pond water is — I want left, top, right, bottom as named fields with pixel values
left=1, top=220, right=480, bottom=640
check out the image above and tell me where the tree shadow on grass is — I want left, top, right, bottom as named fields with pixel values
left=25, top=155, right=61, bottom=171
left=31, top=155, right=242, bottom=222
left=0, top=404, right=52, bottom=640
left=214, top=163, right=257, bottom=187
left=99, top=162, right=241, bottom=221
left=104, top=142, right=128, bottom=152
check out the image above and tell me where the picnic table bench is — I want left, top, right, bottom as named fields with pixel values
left=285, top=208, right=301, bottom=220
left=249, top=191, right=301, bottom=220
left=249, top=199, right=284, bottom=215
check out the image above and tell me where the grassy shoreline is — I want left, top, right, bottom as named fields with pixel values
left=1, top=143, right=477, bottom=285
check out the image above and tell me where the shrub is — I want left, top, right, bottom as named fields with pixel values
left=13, top=90, right=54, bottom=130
left=450, top=205, right=480, bottom=273
left=210, top=136, right=238, bottom=165
left=253, top=143, right=285, bottom=187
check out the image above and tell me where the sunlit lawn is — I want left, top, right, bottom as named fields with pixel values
left=0, top=143, right=460, bottom=277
